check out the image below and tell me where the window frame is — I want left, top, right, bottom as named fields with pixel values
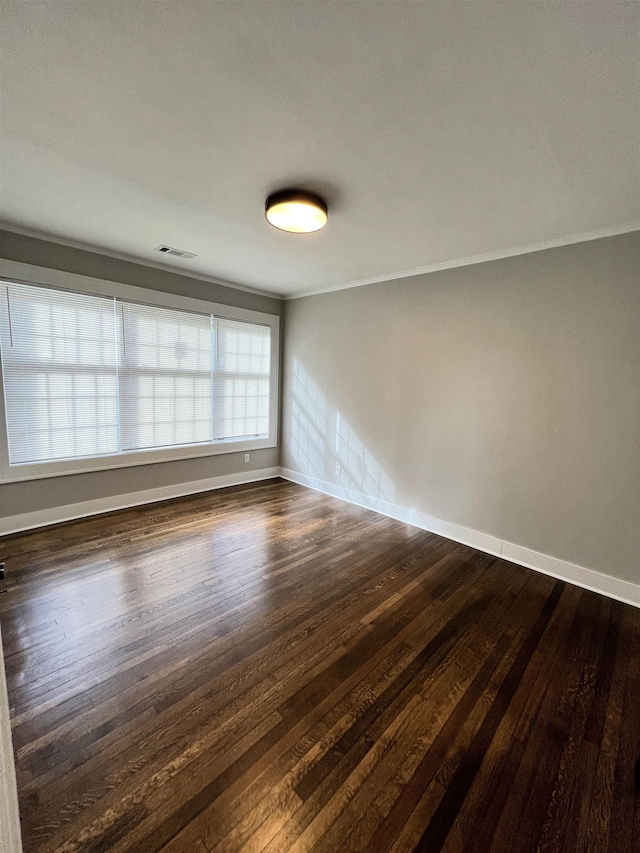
left=0, top=259, right=279, bottom=484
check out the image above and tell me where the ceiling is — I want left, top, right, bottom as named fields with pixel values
left=1, top=2, right=638, bottom=298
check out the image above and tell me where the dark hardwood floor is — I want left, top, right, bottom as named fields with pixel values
left=1, top=478, right=638, bottom=853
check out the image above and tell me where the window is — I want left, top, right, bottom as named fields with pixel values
left=0, top=283, right=119, bottom=464
left=213, top=318, right=271, bottom=440
left=118, top=301, right=213, bottom=451
left=0, top=272, right=277, bottom=480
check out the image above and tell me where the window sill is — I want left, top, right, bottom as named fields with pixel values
left=0, top=435, right=277, bottom=484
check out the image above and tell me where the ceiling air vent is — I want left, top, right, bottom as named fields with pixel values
left=155, top=245, right=197, bottom=259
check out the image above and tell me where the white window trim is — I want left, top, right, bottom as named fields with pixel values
left=0, top=259, right=280, bottom=484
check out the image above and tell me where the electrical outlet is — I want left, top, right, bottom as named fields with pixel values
left=336, top=465, right=341, bottom=476
left=244, top=453, right=250, bottom=463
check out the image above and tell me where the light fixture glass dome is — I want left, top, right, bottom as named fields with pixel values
left=265, top=190, right=328, bottom=233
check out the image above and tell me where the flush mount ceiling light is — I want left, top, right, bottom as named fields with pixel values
left=265, top=189, right=328, bottom=233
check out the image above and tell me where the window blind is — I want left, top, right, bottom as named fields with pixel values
left=0, top=282, right=118, bottom=464
left=213, top=318, right=271, bottom=440
left=0, top=280, right=273, bottom=467
left=118, top=301, right=212, bottom=451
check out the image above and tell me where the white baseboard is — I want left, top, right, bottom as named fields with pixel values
left=0, top=625, right=22, bottom=853
left=0, top=468, right=281, bottom=536
left=4, top=464, right=637, bottom=608
left=279, top=467, right=640, bottom=609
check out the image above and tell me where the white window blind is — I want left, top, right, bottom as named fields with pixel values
left=213, top=318, right=271, bottom=440
left=0, top=282, right=118, bottom=464
left=118, top=301, right=212, bottom=451
left=0, top=280, right=273, bottom=468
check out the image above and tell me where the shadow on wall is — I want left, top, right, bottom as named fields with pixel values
left=290, top=358, right=395, bottom=503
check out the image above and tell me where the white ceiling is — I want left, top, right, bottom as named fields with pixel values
left=1, top=2, right=638, bottom=298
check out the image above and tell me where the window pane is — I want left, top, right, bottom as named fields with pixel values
left=118, top=301, right=212, bottom=451
left=0, top=282, right=118, bottom=463
left=213, top=318, right=270, bottom=439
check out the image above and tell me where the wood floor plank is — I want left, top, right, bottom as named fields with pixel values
left=0, top=478, right=638, bottom=852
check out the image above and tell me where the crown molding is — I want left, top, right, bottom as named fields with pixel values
left=285, top=221, right=640, bottom=300
left=3, top=220, right=637, bottom=304
left=0, top=222, right=285, bottom=301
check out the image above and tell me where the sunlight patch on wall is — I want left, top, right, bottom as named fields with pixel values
left=291, top=359, right=327, bottom=479
left=335, top=413, right=395, bottom=502
left=290, top=358, right=394, bottom=503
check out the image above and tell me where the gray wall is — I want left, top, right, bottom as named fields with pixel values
left=2, top=228, right=639, bottom=587
left=282, top=232, right=640, bottom=584
left=0, top=229, right=283, bottom=520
